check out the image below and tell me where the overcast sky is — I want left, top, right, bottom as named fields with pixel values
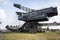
left=0, top=0, right=60, bottom=29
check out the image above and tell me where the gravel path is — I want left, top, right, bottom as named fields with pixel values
left=0, top=33, right=4, bottom=40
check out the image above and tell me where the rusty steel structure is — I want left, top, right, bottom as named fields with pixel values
left=6, top=4, right=58, bottom=33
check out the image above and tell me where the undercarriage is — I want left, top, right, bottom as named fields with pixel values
left=6, top=22, right=41, bottom=33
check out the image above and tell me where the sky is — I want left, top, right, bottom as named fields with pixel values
left=0, top=0, right=60, bottom=29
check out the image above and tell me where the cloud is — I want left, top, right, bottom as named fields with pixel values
left=0, top=9, right=7, bottom=20
left=0, top=0, right=9, bottom=3
left=0, top=0, right=11, bottom=5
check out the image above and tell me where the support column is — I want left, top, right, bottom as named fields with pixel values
left=28, top=22, right=38, bottom=33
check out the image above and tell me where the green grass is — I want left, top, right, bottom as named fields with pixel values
left=4, top=32, right=60, bottom=40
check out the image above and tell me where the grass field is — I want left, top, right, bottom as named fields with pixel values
left=4, top=32, right=60, bottom=40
